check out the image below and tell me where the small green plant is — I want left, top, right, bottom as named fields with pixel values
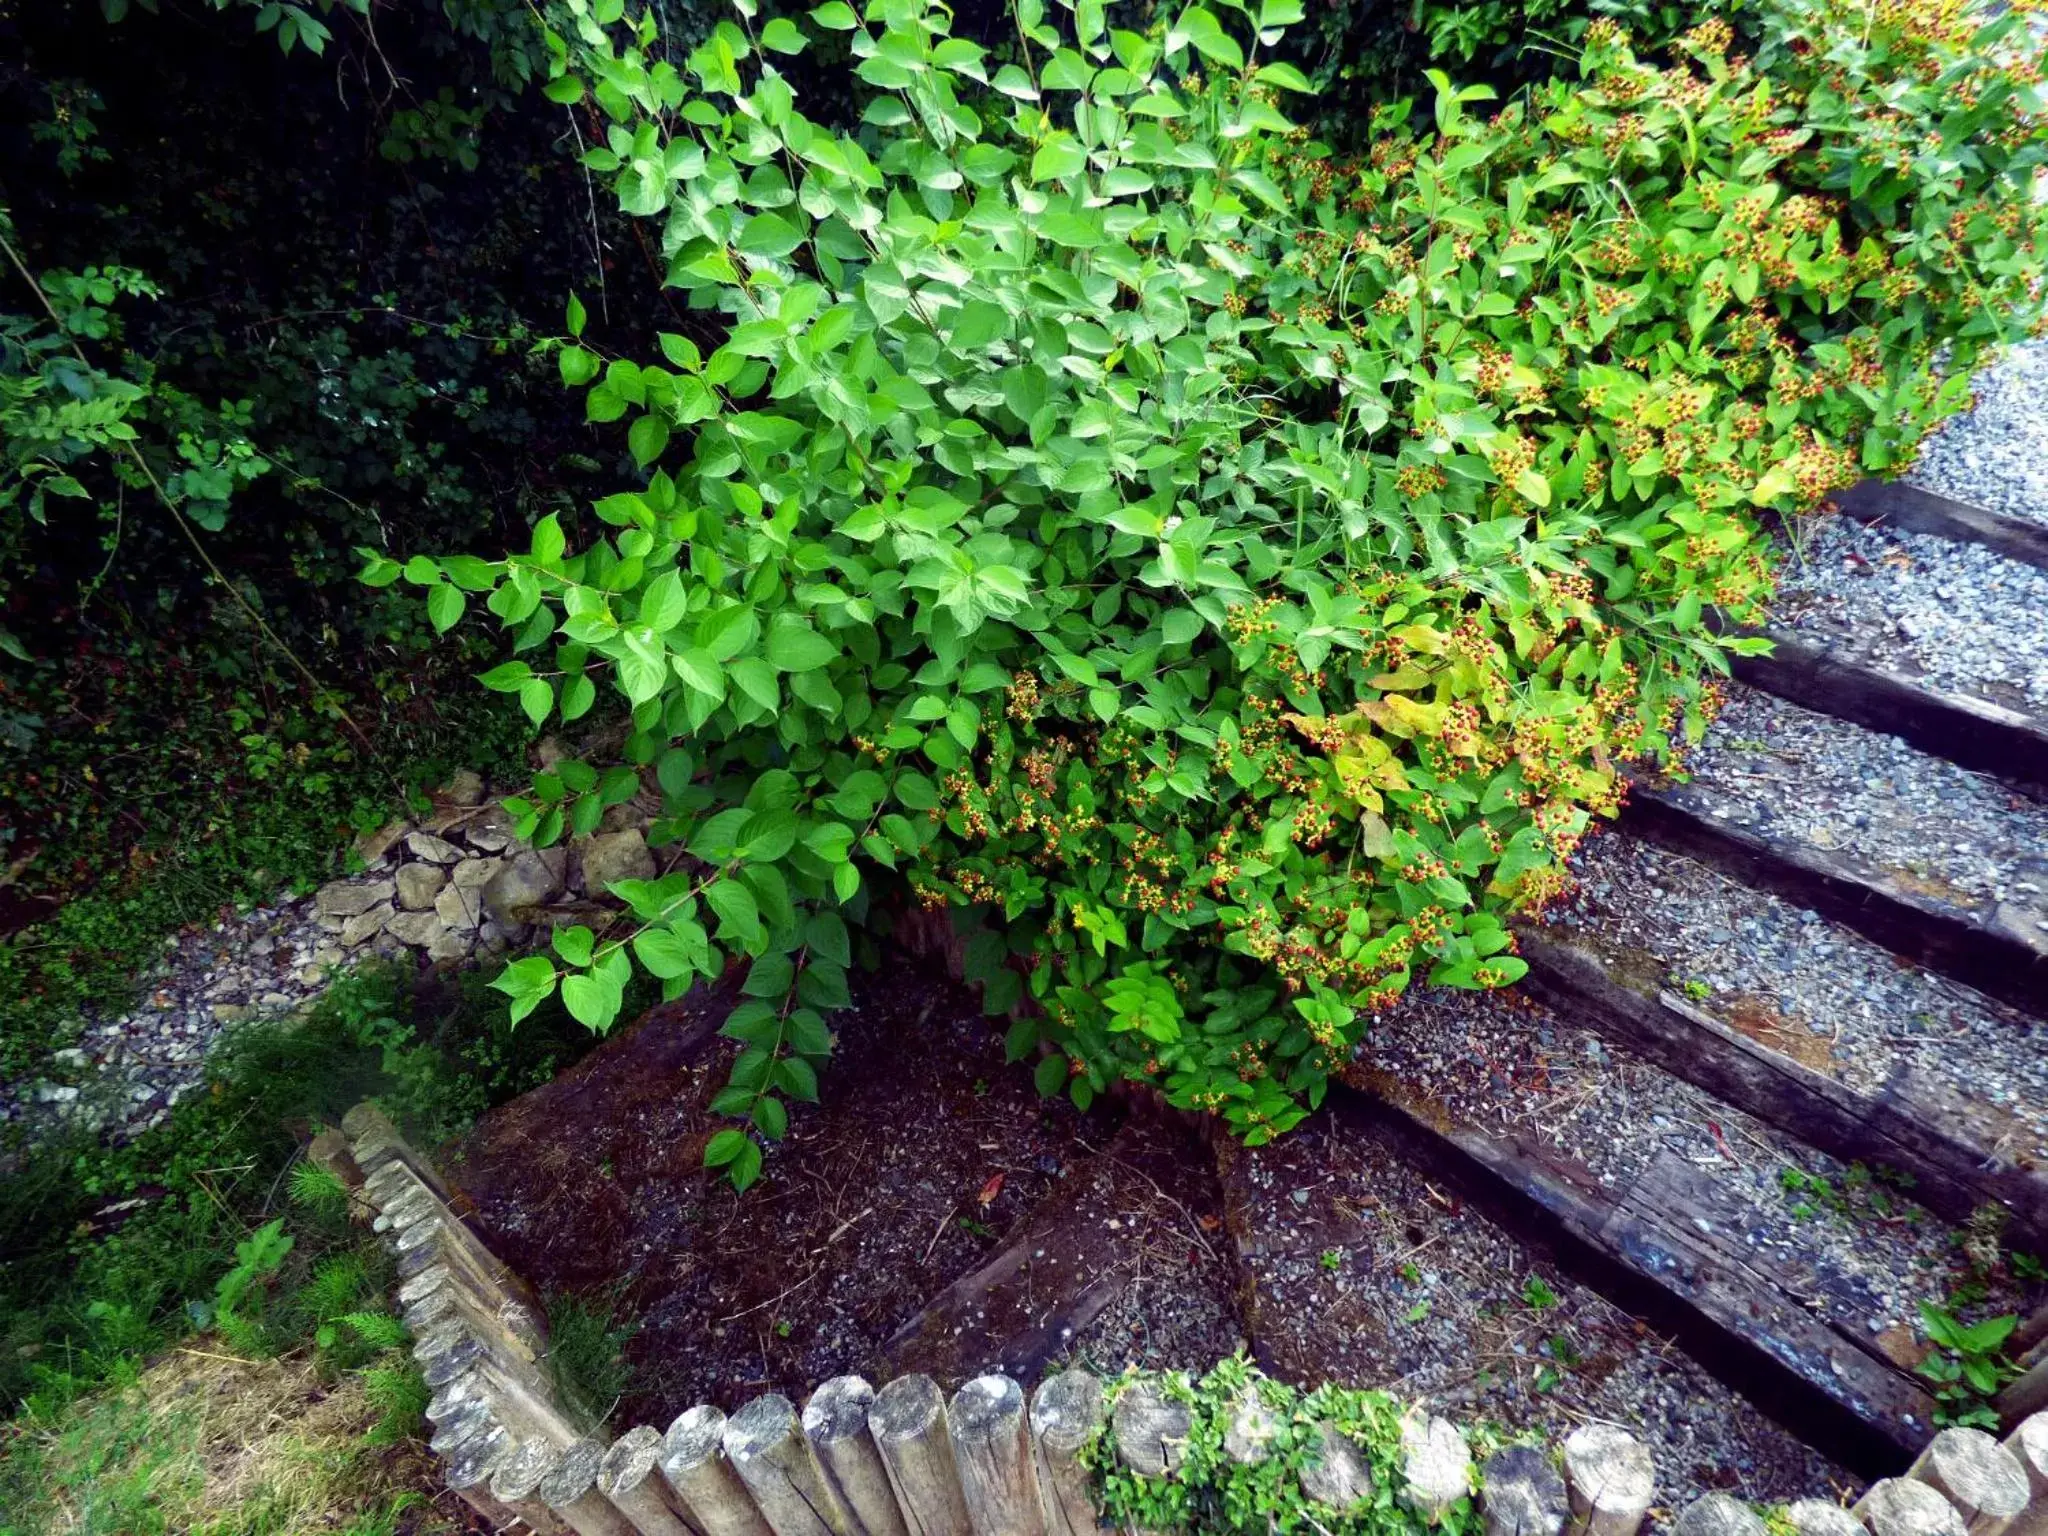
left=1916, top=1302, right=2020, bottom=1429
left=1680, top=978, right=1711, bottom=1003
left=1777, top=1162, right=1899, bottom=1225
left=543, top=1291, right=637, bottom=1434
left=1520, top=1275, right=1559, bottom=1311
left=1320, top=1249, right=1344, bottom=1272
left=1088, top=1358, right=1473, bottom=1535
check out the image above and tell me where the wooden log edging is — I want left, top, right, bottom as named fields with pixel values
left=335, top=1105, right=2048, bottom=1536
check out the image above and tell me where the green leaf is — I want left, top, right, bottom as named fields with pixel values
left=1033, top=1053, right=1067, bottom=1097
left=738, top=212, right=805, bottom=260
left=519, top=678, right=554, bottom=726
left=760, top=15, right=807, bottom=51
left=810, top=0, right=857, bottom=26
left=765, top=616, right=838, bottom=672
left=566, top=292, right=588, bottom=336
left=427, top=584, right=465, bottom=633
left=704, top=1127, right=749, bottom=1167
left=673, top=647, right=724, bottom=697
left=629, top=412, right=671, bottom=468
left=729, top=1137, right=764, bottom=1190
left=479, top=660, right=533, bottom=692
left=1031, top=135, right=1087, bottom=182
left=706, top=879, right=762, bottom=945
left=1514, top=467, right=1551, bottom=507
left=561, top=973, right=619, bottom=1030
left=754, top=1094, right=789, bottom=1139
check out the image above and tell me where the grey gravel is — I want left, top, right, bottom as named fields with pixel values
left=1672, top=684, right=2048, bottom=911
left=1909, top=336, right=2048, bottom=531
left=0, top=773, right=645, bottom=1142
left=1549, top=833, right=2048, bottom=1165
left=1775, top=514, right=2048, bottom=713
left=1363, top=982, right=2004, bottom=1363
left=1199, top=1115, right=1849, bottom=1518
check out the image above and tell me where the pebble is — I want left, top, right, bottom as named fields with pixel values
left=1553, top=831, right=2048, bottom=1172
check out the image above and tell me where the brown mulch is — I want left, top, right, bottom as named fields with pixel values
left=444, top=963, right=1240, bottom=1425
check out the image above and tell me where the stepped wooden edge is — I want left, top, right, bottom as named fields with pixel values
left=336, top=1102, right=2048, bottom=1536
left=1327, top=1073, right=1936, bottom=1475
left=1621, top=787, right=2048, bottom=1019
left=1832, top=480, right=2048, bottom=576
left=1727, top=630, right=2048, bottom=800
left=1513, top=930, right=2048, bottom=1251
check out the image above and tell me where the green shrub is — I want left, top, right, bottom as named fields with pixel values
left=399, top=0, right=2048, bottom=1183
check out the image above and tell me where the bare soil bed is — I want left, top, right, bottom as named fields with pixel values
left=443, top=953, right=1865, bottom=1514
left=445, top=964, right=1241, bottom=1424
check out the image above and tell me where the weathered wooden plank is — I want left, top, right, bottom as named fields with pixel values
left=1626, top=789, right=2048, bottom=1018
left=1833, top=482, right=2048, bottom=575
left=1332, top=1080, right=1937, bottom=1468
left=1730, top=631, right=2048, bottom=798
left=1516, top=932, right=2048, bottom=1248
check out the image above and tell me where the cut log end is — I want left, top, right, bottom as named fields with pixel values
left=724, top=1395, right=803, bottom=1467
left=600, top=1424, right=668, bottom=1498
left=1111, top=1381, right=1191, bottom=1479
left=1299, top=1423, right=1374, bottom=1512
left=1400, top=1412, right=1473, bottom=1522
left=1856, top=1477, right=1969, bottom=1536
left=1029, top=1370, right=1104, bottom=1456
left=492, top=1438, right=563, bottom=1504
left=1673, top=1494, right=1766, bottom=1536
left=1782, top=1499, right=1863, bottom=1536
left=872, top=1374, right=948, bottom=1447
left=1919, top=1426, right=2031, bottom=1521
left=1480, top=1445, right=1569, bottom=1536
left=541, top=1438, right=609, bottom=1508
left=1221, top=1392, right=1279, bottom=1468
left=804, top=1375, right=878, bottom=1447
left=1563, top=1422, right=1654, bottom=1536
left=666, top=1404, right=730, bottom=1472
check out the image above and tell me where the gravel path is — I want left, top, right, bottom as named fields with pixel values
left=1909, top=337, right=2048, bottom=531
left=1672, top=684, right=2048, bottom=909
left=1775, top=515, right=2048, bottom=714
left=0, top=895, right=344, bottom=1140
left=1548, top=832, right=2048, bottom=1164
left=1361, top=983, right=2009, bottom=1350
